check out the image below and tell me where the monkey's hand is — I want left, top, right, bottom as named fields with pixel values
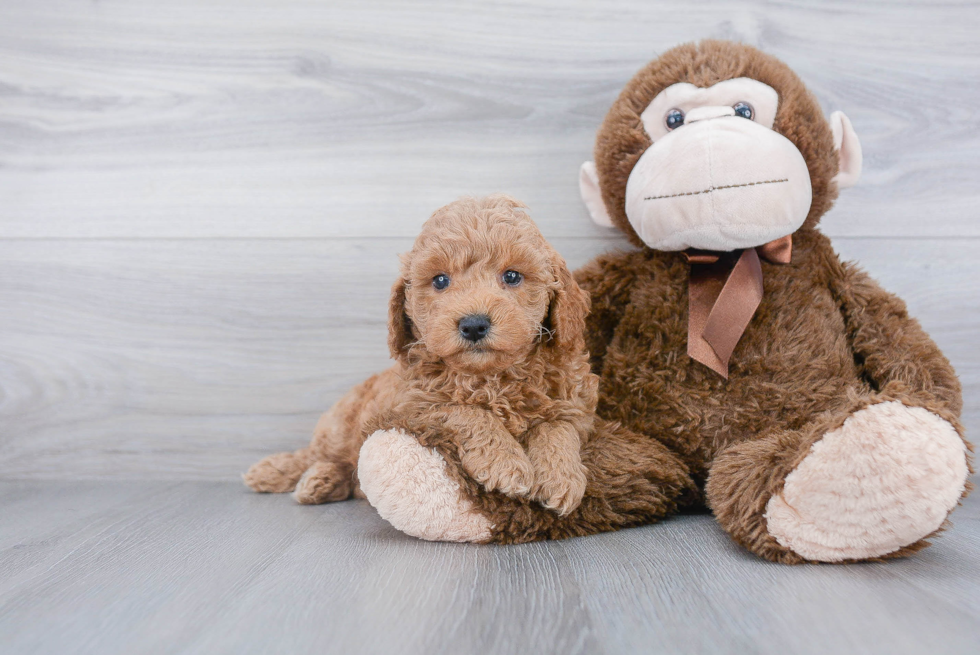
left=526, top=420, right=588, bottom=516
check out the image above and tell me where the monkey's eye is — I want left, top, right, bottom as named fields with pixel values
left=502, top=270, right=523, bottom=286
left=733, top=102, right=754, bottom=120
left=432, top=274, right=450, bottom=290
left=665, top=108, right=685, bottom=130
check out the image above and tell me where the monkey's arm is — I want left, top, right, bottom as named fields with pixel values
left=833, top=262, right=963, bottom=424
left=574, top=251, right=639, bottom=374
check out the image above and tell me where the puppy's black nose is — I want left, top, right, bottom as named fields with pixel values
left=458, top=314, right=491, bottom=342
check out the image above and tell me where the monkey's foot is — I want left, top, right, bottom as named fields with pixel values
left=765, top=402, right=968, bottom=561
left=358, top=429, right=493, bottom=543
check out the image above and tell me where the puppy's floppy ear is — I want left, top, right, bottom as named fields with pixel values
left=387, top=277, right=415, bottom=361
left=545, top=248, right=590, bottom=354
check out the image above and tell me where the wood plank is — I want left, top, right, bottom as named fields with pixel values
left=0, top=480, right=977, bottom=654
left=0, top=237, right=975, bottom=480
left=0, top=0, right=977, bottom=239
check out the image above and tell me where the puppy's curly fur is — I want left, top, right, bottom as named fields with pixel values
left=244, top=195, right=594, bottom=515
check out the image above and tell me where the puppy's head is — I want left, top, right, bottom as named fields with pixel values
left=388, top=195, right=589, bottom=375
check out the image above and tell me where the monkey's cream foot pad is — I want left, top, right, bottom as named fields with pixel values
left=765, top=402, right=969, bottom=562
left=358, top=429, right=493, bottom=542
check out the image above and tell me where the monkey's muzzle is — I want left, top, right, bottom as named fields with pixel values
left=624, top=116, right=812, bottom=252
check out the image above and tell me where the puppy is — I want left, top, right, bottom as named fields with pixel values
left=244, top=194, right=595, bottom=515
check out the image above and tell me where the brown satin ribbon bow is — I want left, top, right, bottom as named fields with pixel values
left=683, top=235, right=793, bottom=378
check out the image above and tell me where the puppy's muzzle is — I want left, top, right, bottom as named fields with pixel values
left=458, top=314, right=491, bottom=343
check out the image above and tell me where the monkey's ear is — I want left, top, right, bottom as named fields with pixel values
left=387, top=278, right=414, bottom=362
left=579, top=161, right=615, bottom=227
left=546, top=249, right=591, bottom=355
left=830, top=111, right=862, bottom=189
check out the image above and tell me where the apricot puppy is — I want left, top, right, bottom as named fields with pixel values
left=244, top=194, right=595, bottom=516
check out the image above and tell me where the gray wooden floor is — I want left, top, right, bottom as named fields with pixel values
left=2, top=1, right=980, bottom=653
left=1, top=481, right=978, bottom=655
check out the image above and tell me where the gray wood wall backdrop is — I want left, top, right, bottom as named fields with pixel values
left=1, top=0, right=978, bottom=480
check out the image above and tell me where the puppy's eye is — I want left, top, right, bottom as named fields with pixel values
left=733, top=102, right=753, bottom=120
left=665, top=108, right=685, bottom=130
left=432, top=274, right=450, bottom=290
left=502, top=270, right=523, bottom=286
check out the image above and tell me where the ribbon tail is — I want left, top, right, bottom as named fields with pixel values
left=686, top=239, right=786, bottom=379
left=701, top=248, right=764, bottom=377
left=687, top=260, right=730, bottom=378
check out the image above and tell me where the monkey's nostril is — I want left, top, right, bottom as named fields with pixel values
left=458, top=314, right=491, bottom=343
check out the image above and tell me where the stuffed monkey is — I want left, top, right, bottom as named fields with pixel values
left=357, top=40, right=971, bottom=563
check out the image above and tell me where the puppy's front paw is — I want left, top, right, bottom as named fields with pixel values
left=464, top=451, right=535, bottom=498
left=531, top=461, right=588, bottom=516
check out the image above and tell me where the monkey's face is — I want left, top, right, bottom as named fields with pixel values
left=580, top=42, right=863, bottom=251
left=625, top=78, right=811, bottom=251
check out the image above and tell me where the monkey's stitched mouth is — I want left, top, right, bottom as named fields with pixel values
left=644, top=178, right=788, bottom=201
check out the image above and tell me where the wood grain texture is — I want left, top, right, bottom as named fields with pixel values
left=2, top=3, right=978, bottom=652
left=0, top=0, right=978, bottom=239
left=0, top=480, right=977, bottom=655
left=1, top=1, right=978, bottom=480
left=0, top=237, right=976, bottom=479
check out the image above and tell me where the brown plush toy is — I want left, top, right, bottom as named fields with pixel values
left=355, top=40, right=972, bottom=564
